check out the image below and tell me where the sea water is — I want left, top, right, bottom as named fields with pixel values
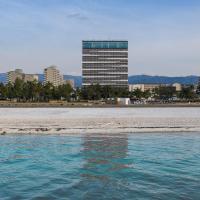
left=0, top=133, right=200, bottom=199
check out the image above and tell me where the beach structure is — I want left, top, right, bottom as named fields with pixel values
left=117, top=98, right=131, bottom=105
left=7, top=69, right=38, bottom=84
left=82, top=40, right=128, bottom=88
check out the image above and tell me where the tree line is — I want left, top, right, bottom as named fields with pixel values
left=0, top=80, right=129, bottom=102
left=0, top=78, right=200, bottom=102
left=0, top=78, right=73, bottom=102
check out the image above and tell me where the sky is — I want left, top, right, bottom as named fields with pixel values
left=0, top=0, right=200, bottom=76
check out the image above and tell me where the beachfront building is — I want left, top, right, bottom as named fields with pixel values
left=82, top=40, right=128, bottom=88
left=7, top=69, right=38, bottom=84
left=129, top=83, right=182, bottom=92
left=44, top=66, right=64, bottom=87
left=129, top=84, right=162, bottom=92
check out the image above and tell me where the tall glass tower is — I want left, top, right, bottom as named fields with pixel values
left=82, top=41, right=128, bottom=88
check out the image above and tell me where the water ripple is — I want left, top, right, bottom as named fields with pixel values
left=0, top=133, right=200, bottom=199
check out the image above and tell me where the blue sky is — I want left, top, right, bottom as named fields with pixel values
left=0, top=0, right=200, bottom=76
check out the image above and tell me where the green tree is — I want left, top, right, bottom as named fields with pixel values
left=42, top=82, right=54, bottom=101
left=143, top=89, right=151, bottom=99
left=0, top=83, right=7, bottom=99
left=79, top=84, right=129, bottom=100
left=13, top=78, right=24, bottom=101
left=154, top=86, right=176, bottom=100
left=131, top=88, right=143, bottom=99
left=179, top=85, right=196, bottom=100
left=58, top=83, right=73, bottom=100
left=6, top=82, right=14, bottom=100
left=196, top=78, right=200, bottom=97
left=22, top=80, right=39, bottom=101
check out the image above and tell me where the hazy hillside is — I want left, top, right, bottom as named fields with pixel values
left=0, top=73, right=7, bottom=84
left=0, top=73, right=199, bottom=87
left=128, top=75, right=199, bottom=85
left=40, top=74, right=200, bottom=87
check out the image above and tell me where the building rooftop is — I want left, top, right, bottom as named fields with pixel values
left=82, top=40, right=128, bottom=49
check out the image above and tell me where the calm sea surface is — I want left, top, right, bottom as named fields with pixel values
left=0, top=133, right=200, bottom=200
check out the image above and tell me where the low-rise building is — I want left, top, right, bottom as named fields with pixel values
left=172, top=83, right=182, bottom=92
left=129, top=83, right=183, bottom=92
left=129, top=84, right=161, bottom=92
left=24, top=74, right=39, bottom=82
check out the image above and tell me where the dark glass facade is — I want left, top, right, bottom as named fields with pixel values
left=82, top=41, right=128, bottom=88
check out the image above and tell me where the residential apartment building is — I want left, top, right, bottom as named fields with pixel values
left=7, top=69, right=38, bottom=84
left=44, top=66, right=64, bottom=87
left=24, top=74, right=39, bottom=83
left=82, top=40, right=128, bottom=88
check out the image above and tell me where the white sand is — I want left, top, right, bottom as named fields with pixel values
left=0, top=108, right=200, bottom=134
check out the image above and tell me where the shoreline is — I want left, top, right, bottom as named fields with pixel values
left=0, top=102, right=200, bottom=108
left=1, top=107, right=200, bottom=135
left=1, top=127, right=200, bottom=136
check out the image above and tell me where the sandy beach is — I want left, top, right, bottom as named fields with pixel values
left=0, top=107, right=200, bottom=134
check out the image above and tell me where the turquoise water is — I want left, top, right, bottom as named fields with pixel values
left=0, top=133, right=200, bottom=200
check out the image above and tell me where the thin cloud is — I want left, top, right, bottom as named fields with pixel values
left=67, top=12, right=89, bottom=21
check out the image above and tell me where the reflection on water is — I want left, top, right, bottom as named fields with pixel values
left=0, top=133, right=200, bottom=200
left=82, top=134, right=128, bottom=171
left=84, top=136, right=128, bottom=178
left=69, top=134, right=130, bottom=200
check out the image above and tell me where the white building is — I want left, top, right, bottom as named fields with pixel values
left=129, top=84, right=161, bottom=92
left=44, top=66, right=64, bottom=87
left=129, top=83, right=182, bottom=93
left=172, top=83, right=182, bottom=92
left=7, top=69, right=38, bottom=84
left=117, top=98, right=130, bottom=105
left=24, top=74, right=39, bottom=82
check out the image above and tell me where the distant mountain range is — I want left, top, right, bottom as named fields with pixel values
left=128, top=75, right=199, bottom=85
left=0, top=73, right=7, bottom=84
left=0, top=73, right=199, bottom=87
